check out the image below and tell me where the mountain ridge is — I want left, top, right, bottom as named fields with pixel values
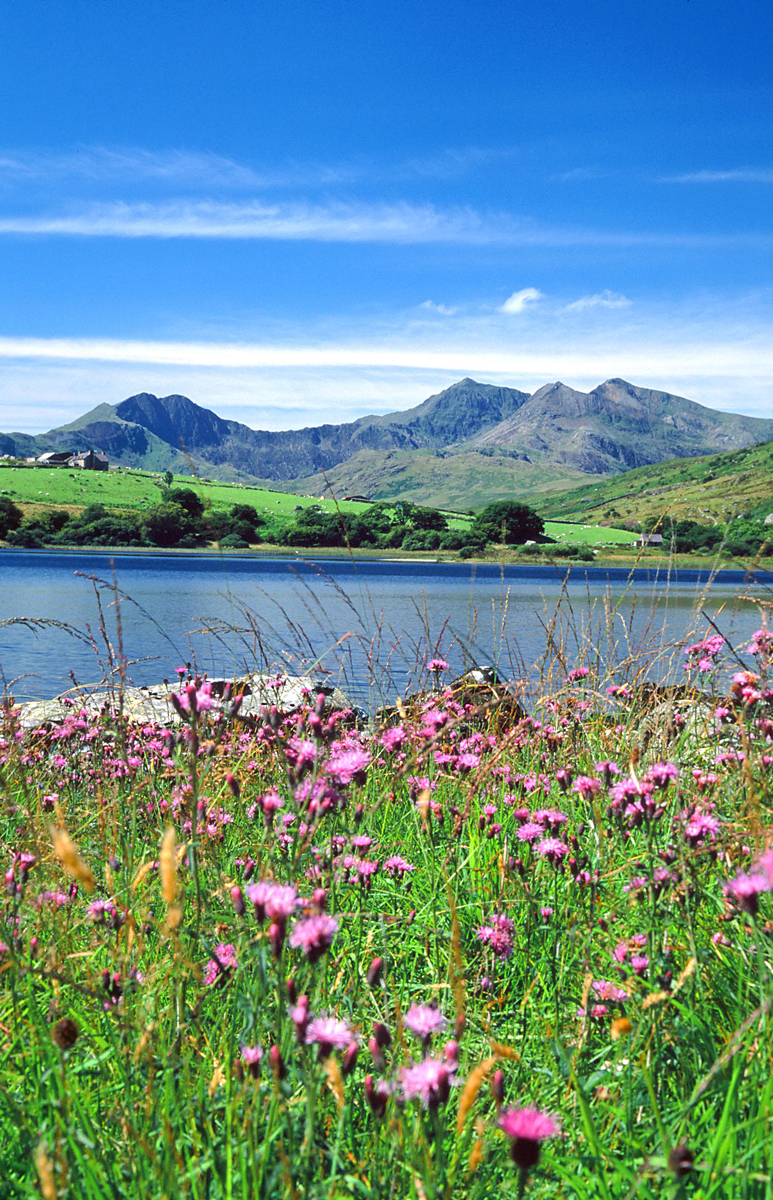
left=3, top=377, right=772, bottom=507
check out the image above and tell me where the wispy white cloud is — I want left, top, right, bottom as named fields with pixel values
left=1, top=322, right=772, bottom=433
left=499, top=288, right=543, bottom=314
left=0, top=143, right=518, bottom=192
left=563, top=290, right=632, bottom=312
left=0, top=147, right=358, bottom=190
left=419, top=300, right=458, bottom=315
left=552, top=166, right=609, bottom=182
left=0, top=198, right=769, bottom=247
left=1, top=329, right=770, bottom=380
left=657, top=168, right=773, bottom=184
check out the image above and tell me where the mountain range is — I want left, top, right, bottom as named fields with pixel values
left=3, top=377, right=772, bottom=508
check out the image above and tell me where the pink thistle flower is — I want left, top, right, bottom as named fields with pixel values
left=536, top=838, right=568, bottom=865
left=380, top=725, right=407, bottom=752
left=477, top=914, right=515, bottom=958
left=648, top=761, right=678, bottom=789
left=383, top=855, right=415, bottom=877
left=305, top=1015, right=355, bottom=1058
left=517, top=822, right=544, bottom=844
left=404, top=1004, right=447, bottom=1045
left=327, top=749, right=371, bottom=786
left=573, top=775, right=601, bottom=800
left=426, top=658, right=450, bottom=673
left=246, top=881, right=298, bottom=925
left=204, top=943, right=238, bottom=987
left=498, top=1105, right=560, bottom=1170
left=684, top=811, right=721, bottom=846
left=567, top=667, right=590, bottom=682
left=399, top=1056, right=453, bottom=1108
left=241, top=1045, right=263, bottom=1077
left=724, top=871, right=770, bottom=916
left=289, top=914, right=339, bottom=963
left=532, top=807, right=568, bottom=830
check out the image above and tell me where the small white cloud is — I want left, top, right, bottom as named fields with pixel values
left=499, top=287, right=543, bottom=314
left=419, top=300, right=458, bottom=315
left=564, top=290, right=632, bottom=312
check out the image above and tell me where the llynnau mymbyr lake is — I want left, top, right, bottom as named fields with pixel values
left=0, top=550, right=770, bottom=705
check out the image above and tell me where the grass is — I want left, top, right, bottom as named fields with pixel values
left=1, top=589, right=772, bottom=1198
left=539, top=440, right=773, bottom=527
left=0, top=463, right=371, bottom=519
left=543, top=522, right=639, bottom=546
left=1, top=464, right=637, bottom=549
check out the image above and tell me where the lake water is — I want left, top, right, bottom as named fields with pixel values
left=1, top=550, right=770, bottom=705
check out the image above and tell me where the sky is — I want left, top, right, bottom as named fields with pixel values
left=0, top=0, right=771, bottom=433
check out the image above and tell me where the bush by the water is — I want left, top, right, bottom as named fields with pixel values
left=1, top=624, right=772, bottom=1197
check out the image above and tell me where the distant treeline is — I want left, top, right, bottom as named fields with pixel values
left=0, top=492, right=546, bottom=556
left=645, top=516, right=772, bottom=559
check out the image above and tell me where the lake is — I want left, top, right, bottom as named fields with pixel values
left=1, top=550, right=770, bottom=705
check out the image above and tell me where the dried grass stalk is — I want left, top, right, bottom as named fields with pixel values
left=160, top=825, right=177, bottom=905
left=50, top=825, right=96, bottom=893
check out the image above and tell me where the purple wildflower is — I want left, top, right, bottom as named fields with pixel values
left=204, top=943, right=238, bottom=987
left=305, top=1015, right=355, bottom=1058
left=288, top=914, right=339, bottom=963
left=477, top=914, right=515, bottom=958
left=536, top=838, right=568, bottom=865
left=498, top=1106, right=560, bottom=1170
left=399, top=1056, right=454, bottom=1108
left=241, top=1045, right=263, bottom=1077
left=404, top=1004, right=447, bottom=1045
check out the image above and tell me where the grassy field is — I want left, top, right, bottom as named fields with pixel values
left=1, top=464, right=639, bottom=549
left=540, top=440, right=773, bottom=527
left=0, top=464, right=370, bottom=519
left=1, top=621, right=772, bottom=1198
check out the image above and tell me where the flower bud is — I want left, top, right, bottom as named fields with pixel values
left=364, top=1073, right=387, bottom=1117
left=269, top=1044, right=286, bottom=1080
left=341, top=1041, right=359, bottom=1076
left=366, top=956, right=383, bottom=987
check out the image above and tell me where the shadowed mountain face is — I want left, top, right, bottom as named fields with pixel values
left=3, top=377, right=772, bottom=502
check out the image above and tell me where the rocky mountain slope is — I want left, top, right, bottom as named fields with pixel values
left=3, top=377, right=771, bottom=507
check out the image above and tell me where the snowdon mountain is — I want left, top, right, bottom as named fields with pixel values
left=3, top=377, right=772, bottom=508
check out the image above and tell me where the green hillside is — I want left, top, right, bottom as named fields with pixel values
left=290, top=448, right=587, bottom=511
left=0, top=463, right=371, bottom=521
left=540, top=439, right=773, bottom=526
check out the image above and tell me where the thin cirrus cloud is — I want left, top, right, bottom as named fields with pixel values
left=563, top=290, right=632, bottom=312
left=657, top=168, right=773, bottom=184
left=0, top=199, right=770, bottom=247
left=0, top=144, right=515, bottom=191
left=0, top=146, right=359, bottom=190
left=499, top=288, right=543, bottom=314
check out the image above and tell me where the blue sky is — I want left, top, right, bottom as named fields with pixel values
left=0, top=0, right=771, bottom=431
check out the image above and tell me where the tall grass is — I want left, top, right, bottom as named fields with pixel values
left=1, top=585, right=772, bottom=1198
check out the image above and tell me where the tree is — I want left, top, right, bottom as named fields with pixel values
left=472, top=501, right=544, bottom=545
left=167, top=488, right=205, bottom=520
left=0, top=496, right=23, bottom=538
left=409, top=507, right=448, bottom=532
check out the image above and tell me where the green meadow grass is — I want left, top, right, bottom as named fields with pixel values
left=1, top=464, right=634, bottom=545
left=1, top=612, right=771, bottom=1198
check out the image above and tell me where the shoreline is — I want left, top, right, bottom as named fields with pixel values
left=1, top=542, right=771, bottom=580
